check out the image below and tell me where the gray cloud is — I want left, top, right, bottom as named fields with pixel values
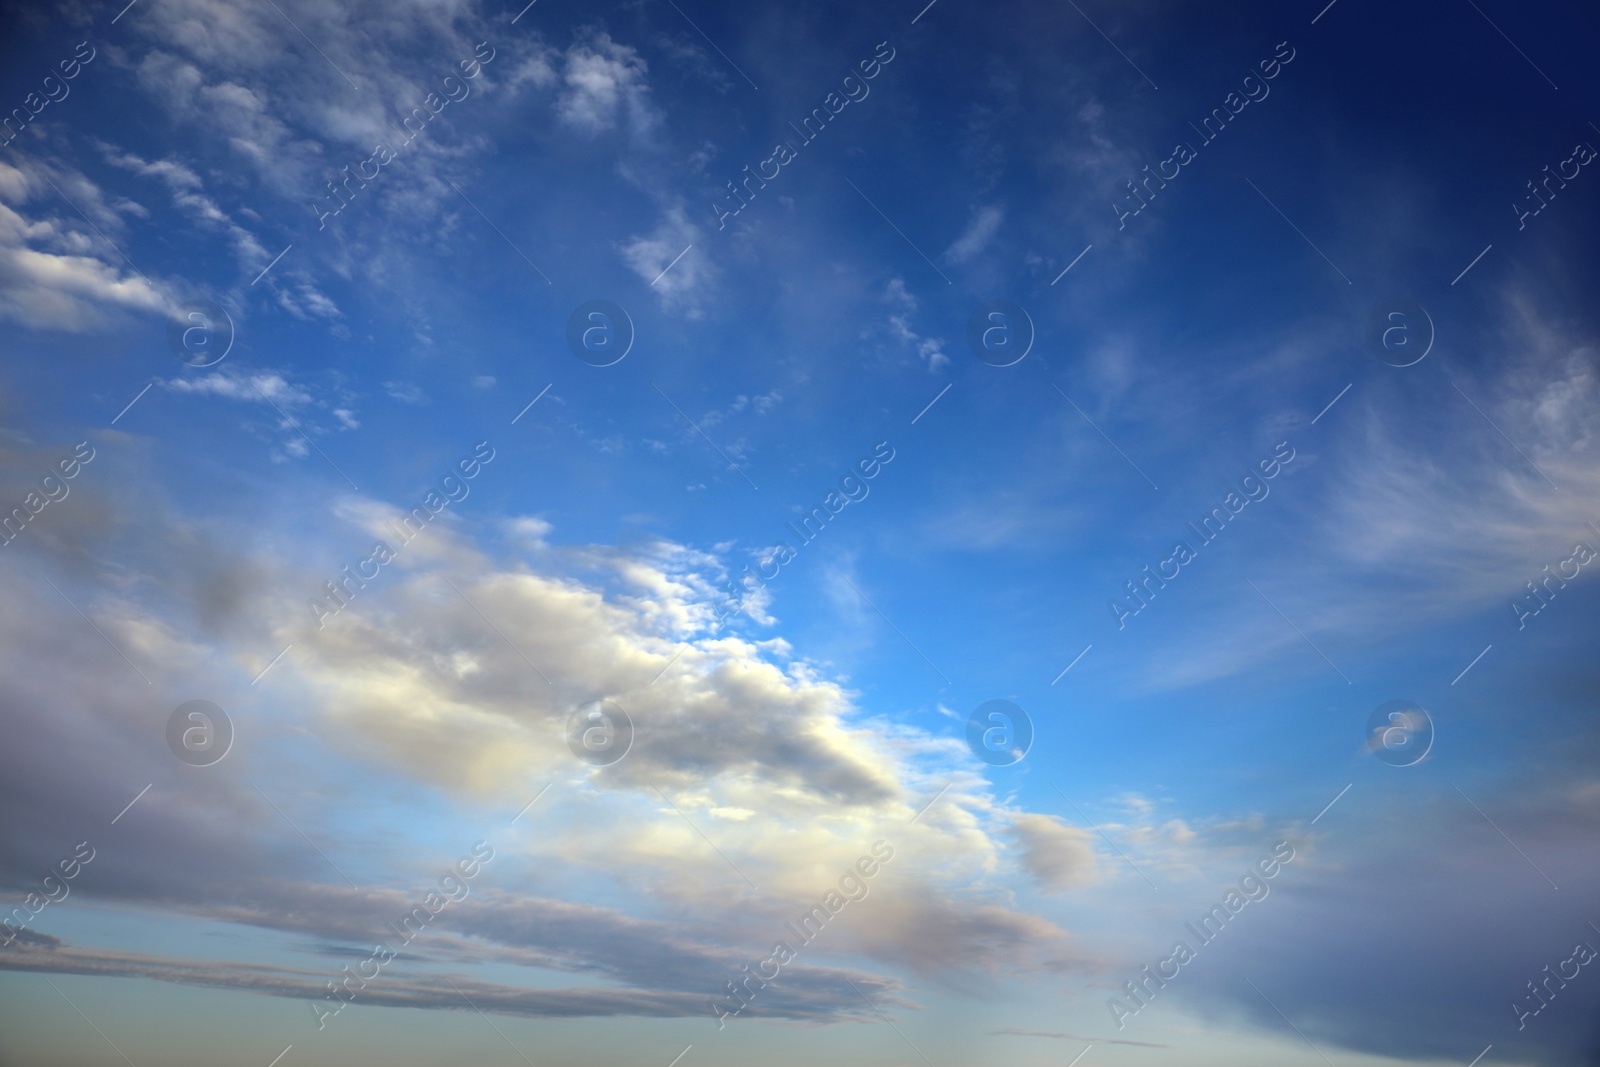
left=1162, top=763, right=1600, bottom=1065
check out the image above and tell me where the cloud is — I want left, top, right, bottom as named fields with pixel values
left=697, top=391, right=781, bottom=429
left=1175, top=769, right=1600, bottom=1065
left=101, top=147, right=272, bottom=274
left=1120, top=289, right=1600, bottom=691
left=502, top=45, right=561, bottom=94
left=0, top=462, right=1100, bottom=1024
left=880, top=277, right=948, bottom=373
left=620, top=203, right=710, bottom=315
left=987, top=1027, right=1168, bottom=1047
left=165, top=370, right=311, bottom=405
left=850, top=889, right=1083, bottom=977
left=18, top=443, right=1578, bottom=1053
left=1009, top=813, right=1100, bottom=893
left=384, top=381, right=428, bottom=405
left=96, top=0, right=562, bottom=313
left=0, top=161, right=169, bottom=330
left=160, top=368, right=357, bottom=461
left=556, top=32, right=655, bottom=136
left=285, top=533, right=906, bottom=810
left=943, top=204, right=1003, bottom=264
left=0, top=927, right=908, bottom=1024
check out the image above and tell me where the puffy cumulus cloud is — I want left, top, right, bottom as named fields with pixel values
left=0, top=455, right=1111, bottom=1024
left=943, top=203, right=1004, bottom=264
left=1009, top=813, right=1099, bottom=893
left=282, top=524, right=904, bottom=810
left=264, top=506, right=1105, bottom=980
left=0, top=160, right=169, bottom=330
left=556, top=31, right=656, bottom=136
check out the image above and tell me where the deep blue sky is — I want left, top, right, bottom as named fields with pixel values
left=2, top=0, right=1599, bottom=1064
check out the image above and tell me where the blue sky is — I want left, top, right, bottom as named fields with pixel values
left=2, top=0, right=1600, bottom=1064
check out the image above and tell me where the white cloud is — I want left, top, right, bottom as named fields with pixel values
left=556, top=32, right=656, bottom=136
left=943, top=203, right=1004, bottom=264
left=620, top=203, right=709, bottom=316
left=890, top=314, right=949, bottom=373
left=101, top=147, right=340, bottom=318
left=880, top=276, right=949, bottom=373
left=884, top=276, right=916, bottom=311
left=165, top=370, right=310, bottom=405
left=385, top=380, right=427, bottom=404
left=1144, top=293, right=1600, bottom=690
left=0, top=450, right=1358, bottom=1026
left=0, top=161, right=169, bottom=330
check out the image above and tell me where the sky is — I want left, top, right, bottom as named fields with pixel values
left=1, top=0, right=1599, bottom=1065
